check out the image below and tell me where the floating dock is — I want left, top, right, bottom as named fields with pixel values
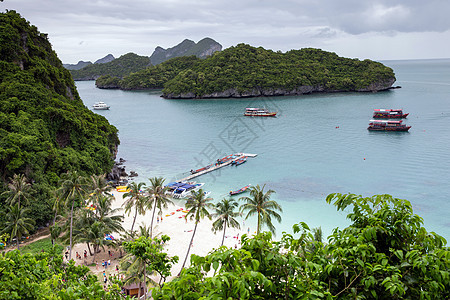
left=179, top=153, right=257, bottom=182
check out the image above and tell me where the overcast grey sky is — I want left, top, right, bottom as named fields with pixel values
left=3, top=0, right=450, bottom=63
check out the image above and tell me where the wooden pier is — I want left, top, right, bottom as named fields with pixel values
left=179, top=153, right=257, bottom=182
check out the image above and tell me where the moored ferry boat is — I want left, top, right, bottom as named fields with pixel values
left=92, top=101, right=110, bottom=110
left=367, top=120, right=411, bottom=132
left=244, top=108, right=277, bottom=117
left=373, top=109, right=408, bottom=119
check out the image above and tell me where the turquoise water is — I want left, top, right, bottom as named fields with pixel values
left=76, top=59, right=450, bottom=241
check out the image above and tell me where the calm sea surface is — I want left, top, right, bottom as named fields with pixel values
left=76, top=59, right=450, bottom=241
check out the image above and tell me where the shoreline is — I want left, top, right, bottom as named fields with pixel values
left=72, top=190, right=249, bottom=281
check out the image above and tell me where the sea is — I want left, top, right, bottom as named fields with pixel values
left=76, top=59, right=450, bottom=242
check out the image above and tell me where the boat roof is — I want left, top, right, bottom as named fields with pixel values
left=370, top=120, right=403, bottom=123
left=373, top=109, right=402, bottom=112
left=245, top=107, right=268, bottom=110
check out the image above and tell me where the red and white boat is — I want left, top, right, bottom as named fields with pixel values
left=229, top=184, right=251, bottom=196
left=244, top=108, right=277, bottom=117
left=368, top=120, right=411, bottom=132
left=373, top=109, right=409, bottom=119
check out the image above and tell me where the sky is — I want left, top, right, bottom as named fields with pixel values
left=3, top=0, right=450, bottom=64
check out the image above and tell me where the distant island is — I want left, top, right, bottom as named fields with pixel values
left=63, top=54, right=115, bottom=70
left=96, top=44, right=396, bottom=99
left=67, top=38, right=222, bottom=81
left=69, top=53, right=151, bottom=80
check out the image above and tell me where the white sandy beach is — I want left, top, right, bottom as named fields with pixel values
left=72, top=190, right=249, bottom=282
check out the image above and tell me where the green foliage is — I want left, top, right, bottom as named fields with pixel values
left=122, top=235, right=179, bottom=288
left=0, top=11, right=119, bottom=230
left=19, top=237, right=64, bottom=255
left=239, top=184, right=282, bottom=235
left=70, top=52, right=151, bottom=80
left=0, top=248, right=123, bottom=299
left=161, top=44, right=396, bottom=98
left=97, top=55, right=201, bottom=90
left=153, top=194, right=450, bottom=299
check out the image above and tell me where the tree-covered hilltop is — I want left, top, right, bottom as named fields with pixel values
left=162, top=44, right=396, bottom=98
left=70, top=52, right=151, bottom=80
left=96, top=55, right=201, bottom=89
left=0, top=11, right=119, bottom=227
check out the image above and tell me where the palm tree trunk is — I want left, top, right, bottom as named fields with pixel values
left=150, top=198, right=157, bottom=238
left=16, top=234, right=20, bottom=250
left=143, top=263, right=147, bottom=300
left=221, top=220, right=227, bottom=246
left=180, top=221, right=198, bottom=273
left=51, top=210, right=58, bottom=245
left=131, top=206, right=137, bottom=233
left=92, top=245, right=97, bottom=264
left=69, top=200, right=75, bottom=260
left=138, top=281, right=141, bottom=298
left=87, top=242, right=93, bottom=256
left=257, top=213, right=261, bottom=234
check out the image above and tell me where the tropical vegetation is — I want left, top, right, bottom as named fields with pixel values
left=180, top=188, right=213, bottom=272
left=239, top=184, right=282, bottom=235
left=211, top=198, right=241, bottom=246
left=162, top=44, right=396, bottom=98
left=70, top=52, right=151, bottom=80
left=153, top=194, right=450, bottom=299
left=0, top=10, right=119, bottom=232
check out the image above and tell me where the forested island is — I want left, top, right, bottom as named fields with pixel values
left=96, top=44, right=396, bottom=99
left=0, top=10, right=119, bottom=227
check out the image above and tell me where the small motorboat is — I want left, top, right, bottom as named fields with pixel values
left=229, top=184, right=251, bottom=196
left=93, top=102, right=110, bottom=110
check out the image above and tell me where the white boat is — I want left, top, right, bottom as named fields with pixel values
left=169, top=182, right=205, bottom=199
left=92, top=102, right=110, bottom=110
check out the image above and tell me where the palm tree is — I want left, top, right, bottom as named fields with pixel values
left=239, top=184, right=282, bottom=235
left=212, top=198, right=241, bottom=246
left=2, top=174, right=32, bottom=209
left=146, top=177, right=173, bottom=238
left=57, top=171, right=89, bottom=260
left=1, top=204, right=35, bottom=250
left=88, top=174, right=111, bottom=203
left=180, top=189, right=213, bottom=272
left=122, top=181, right=147, bottom=234
left=94, top=194, right=124, bottom=234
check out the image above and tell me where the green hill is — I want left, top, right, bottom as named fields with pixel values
left=70, top=52, right=151, bottom=80
left=96, top=55, right=201, bottom=89
left=162, top=44, right=396, bottom=98
left=0, top=10, right=119, bottom=226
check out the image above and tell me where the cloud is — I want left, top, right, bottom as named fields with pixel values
left=3, top=0, right=450, bottom=62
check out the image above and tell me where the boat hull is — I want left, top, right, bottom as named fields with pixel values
left=244, top=112, right=277, bottom=117
left=368, top=126, right=411, bottom=132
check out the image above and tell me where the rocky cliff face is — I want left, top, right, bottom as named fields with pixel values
left=163, top=78, right=395, bottom=99
left=94, top=54, right=115, bottom=64
left=150, top=38, right=222, bottom=65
